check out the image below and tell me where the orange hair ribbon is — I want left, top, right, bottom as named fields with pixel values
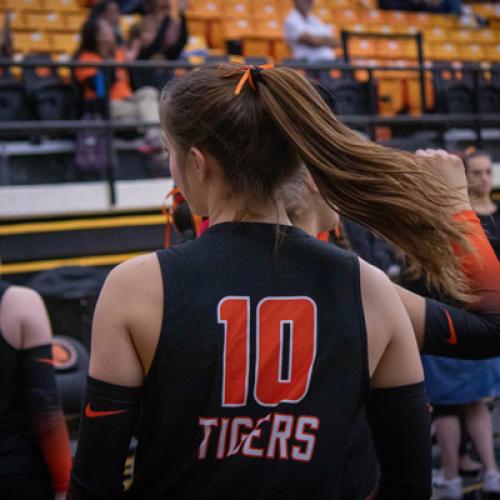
left=230, top=64, right=274, bottom=95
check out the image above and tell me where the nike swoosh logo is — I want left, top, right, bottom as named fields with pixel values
left=36, top=357, right=56, bottom=365
left=445, top=309, right=457, bottom=345
left=85, top=403, right=126, bottom=418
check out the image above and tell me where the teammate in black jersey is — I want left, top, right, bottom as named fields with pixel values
left=68, top=65, right=485, bottom=499
left=0, top=282, right=71, bottom=500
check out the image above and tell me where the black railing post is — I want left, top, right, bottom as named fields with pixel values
left=416, top=32, right=427, bottom=114
left=341, top=31, right=350, bottom=64
left=103, top=65, right=117, bottom=206
left=472, top=67, right=483, bottom=148
left=367, top=67, right=377, bottom=140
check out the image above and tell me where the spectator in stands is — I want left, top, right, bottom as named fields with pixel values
left=75, top=17, right=162, bottom=149
left=90, top=0, right=125, bottom=46
left=466, top=149, right=500, bottom=259
left=138, top=0, right=187, bottom=61
left=128, top=0, right=188, bottom=90
left=284, top=0, right=339, bottom=62
left=0, top=12, right=13, bottom=60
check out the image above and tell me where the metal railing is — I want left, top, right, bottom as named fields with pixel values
left=0, top=57, right=499, bottom=205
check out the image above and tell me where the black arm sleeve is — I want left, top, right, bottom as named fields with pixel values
left=22, top=344, right=72, bottom=493
left=422, top=298, right=500, bottom=359
left=67, top=376, right=142, bottom=500
left=366, top=382, right=432, bottom=500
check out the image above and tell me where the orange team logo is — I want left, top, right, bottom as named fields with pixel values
left=444, top=309, right=458, bottom=345
left=85, top=403, right=126, bottom=419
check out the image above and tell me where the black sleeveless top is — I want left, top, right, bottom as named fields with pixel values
left=478, top=203, right=500, bottom=260
left=0, top=281, right=37, bottom=474
left=129, top=223, right=370, bottom=499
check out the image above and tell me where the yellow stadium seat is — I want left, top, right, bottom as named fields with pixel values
left=378, top=39, right=417, bottom=60
left=13, top=30, right=52, bottom=53
left=486, top=43, right=500, bottom=63
left=5, top=0, right=43, bottom=9
left=490, top=19, right=500, bottom=30
left=334, top=9, right=361, bottom=25
left=450, top=29, right=474, bottom=43
left=429, top=41, right=460, bottom=61
left=342, top=23, right=367, bottom=33
left=223, top=1, right=250, bottom=17
left=254, top=1, right=281, bottom=19
left=410, top=12, right=432, bottom=28
left=255, top=17, right=283, bottom=38
left=383, top=10, right=410, bottom=25
left=471, top=3, right=497, bottom=19
left=64, top=11, right=86, bottom=29
left=25, top=11, right=66, bottom=30
left=330, top=0, right=353, bottom=8
left=187, top=0, right=221, bottom=19
left=425, top=27, right=447, bottom=42
left=459, top=43, right=486, bottom=62
left=273, top=38, right=290, bottom=61
left=474, top=29, right=496, bottom=44
left=357, top=0, right=376, bottom=9
left=50, top=31, right=80, bottom=54
left=242, top=36, right=270, bottom=57
left=9, top=11, right=28, bottom=30
left=360, top=9, right=385, bottom=24
left=348, top=38, right=377, bottom=58
left=223, top=16, right=254, bottom=39
left=312, top=6, right=333, bottom=23
left=364, top=24, right=392, bottom=34
left=44, top=0, right=81, bottom=11
left=187, top=18, right=209, bottom=37
left=430, top=14, right=456, bottom=28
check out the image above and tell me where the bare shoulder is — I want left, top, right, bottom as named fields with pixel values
left=0, top=285, right=52, bottom=349
left=90, top=252, right=164, bottom=381
left=359, top=259, right=398, bottom=332
left=359, top=258, right=423, bottom=386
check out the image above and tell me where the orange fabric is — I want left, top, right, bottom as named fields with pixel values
left=317, top=231, right=329, bottom=242
left=34, top=409, right=72, bottom=492
left=453, top=210, right=500, bottom=314
left=76, top=49, right=132, bottom=101
left=223, top=64, right=274, bottom=95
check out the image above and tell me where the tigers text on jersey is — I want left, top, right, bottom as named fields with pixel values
left=128, top=222, right=370, bottom=499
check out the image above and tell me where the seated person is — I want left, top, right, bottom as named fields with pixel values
left=75, top=17, right=161, bottom=149
left=90, top=0, right=125, bottom=46
left=284, top=0, right=339, bottom=62
left=129, top=0, right=188, bottom=90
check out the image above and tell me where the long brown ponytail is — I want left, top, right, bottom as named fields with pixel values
left=161, top=64, right=472, bottom=302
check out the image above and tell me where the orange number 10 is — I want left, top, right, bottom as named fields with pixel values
left=218, top=296, right=317, bottom=408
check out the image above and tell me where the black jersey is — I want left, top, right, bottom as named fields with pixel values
left=129, top=222, right=370, bottom=500
left=0, top=281, right=38, bottom=474
left=478, top=203, right=500, bottom=260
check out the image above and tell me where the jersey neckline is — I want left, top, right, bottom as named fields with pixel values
left=203, top=221, right=310, bottom=238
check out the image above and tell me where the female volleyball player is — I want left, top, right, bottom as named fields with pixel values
left=0, top=281, right=71, bottom=500
left=67, top=65, right=484, bottom=499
